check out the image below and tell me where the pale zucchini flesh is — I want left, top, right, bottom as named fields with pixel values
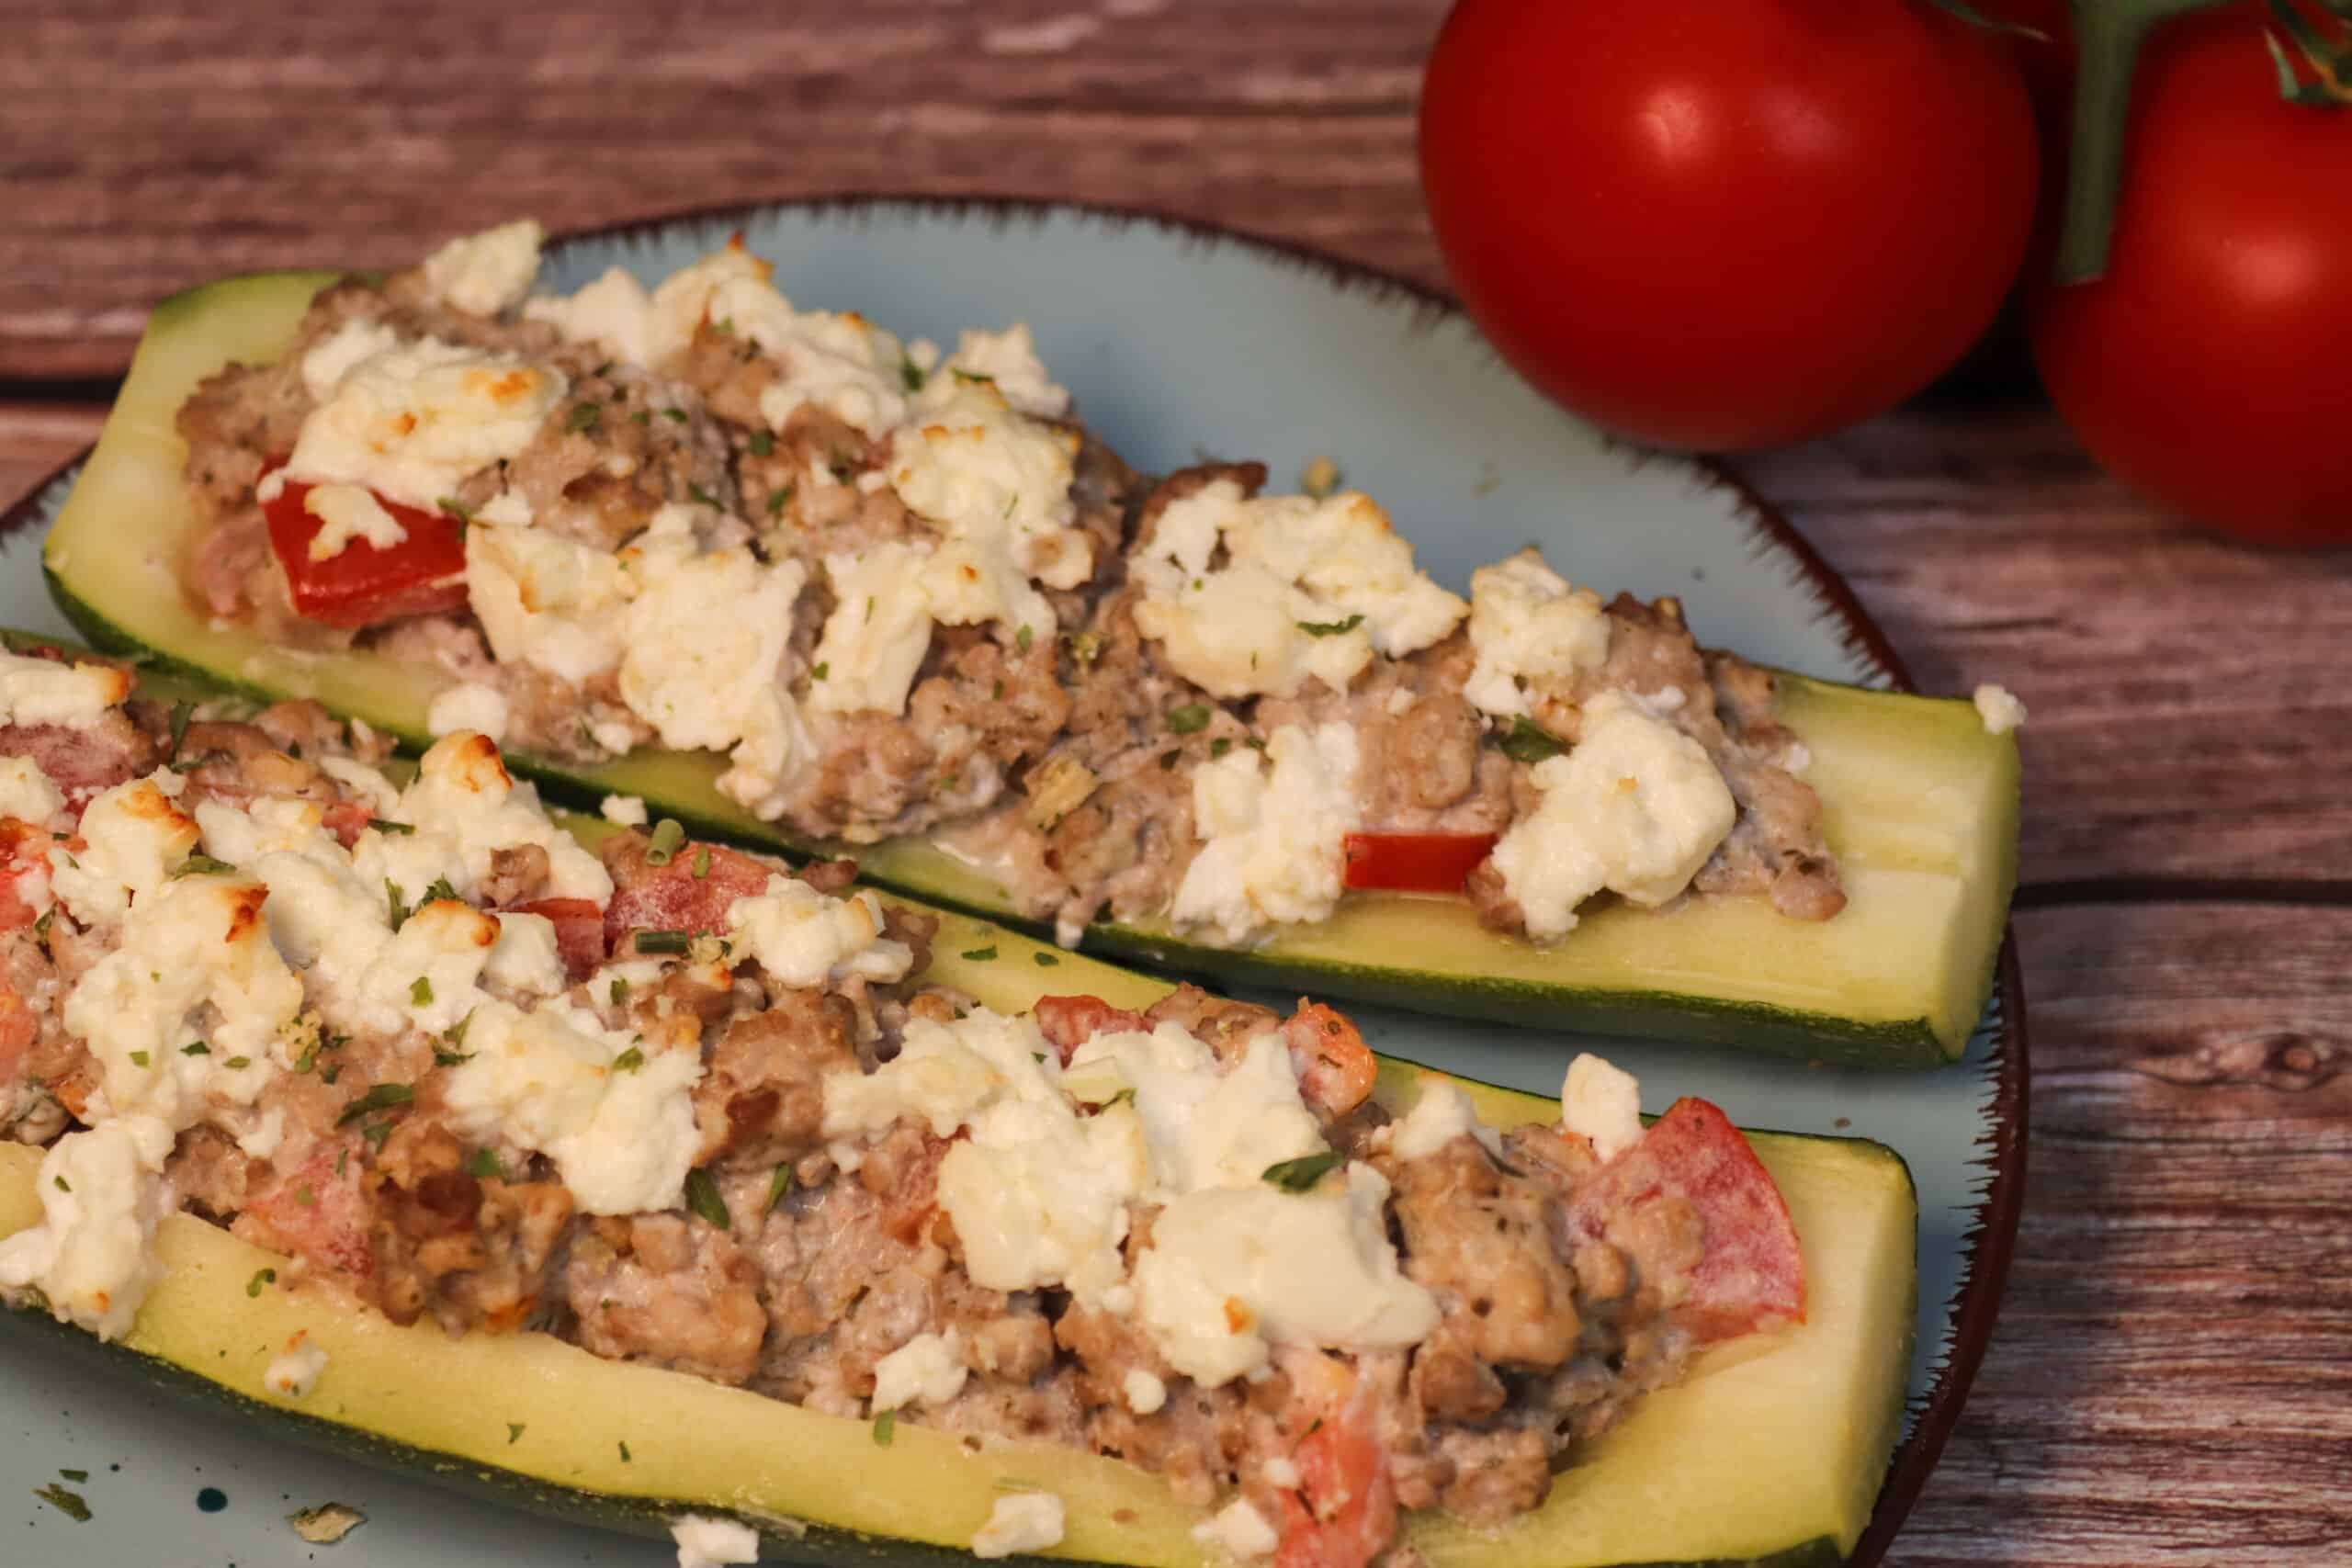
left=41, top=271, right=2018, bottom=1064
left=0, top=907, right=1915, bottom=1568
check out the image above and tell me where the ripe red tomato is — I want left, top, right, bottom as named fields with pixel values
left=2028, top=3, right=2352, bottom=547
left=1419, top=0, right=2041, bottom=451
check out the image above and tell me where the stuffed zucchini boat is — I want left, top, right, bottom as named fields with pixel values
left=40, top=233, right=2019, bottom=1063
left=0, top=643, right=1915, bottom=1566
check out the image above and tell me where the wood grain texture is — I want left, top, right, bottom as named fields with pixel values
left=1900, top=903, right=2352, bottom=1567
left=0, top=405, right=99, bottom=508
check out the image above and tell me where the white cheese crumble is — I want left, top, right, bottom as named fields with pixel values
left=1192, top=1497, right=1279, bottom=1561
left=0, top=649, right=132, bottom=729
left=48, top=772, right=198, bottom=927
left=1171, top=722, right=1360, bottom=947
left=425, top=681, right=510, bottom=744
left=599, top=794, right=650, bottom=827
left=724, top=875, right=912, bottom=988
left=527, top=243, right=771, bottom=371
left=420, top=219, right=545, bottom=317
left=1462, top=549, right=1611, bottom=717
left=1122, top=1368, right=1168, bottom=1415
left=1973, top=682, right=2029, bottom=736
left=971, top=1492, right=1065, bottom=1560
left=671, top=1514, right=762, bottom=1568
left=1130, top=479, right=1465, bottom=698
left=0, top=755, right=64, bottom=826
left=806, top=541, right=939, bottom=716
left=356, top=732, right=613, bottom=908
left=1132, top=1162, right=1439, bottom=1386
left=301, top=482, right=407, bottom=561
left=890, top=376, right=1090, bottom=592
left=263, top=1336, right=330, bottom=1399
left=938, top=324, right=1069, bottom=419
left=0, top=1114, right=175, bottom=1340
left=1562, top=1054, right=1644, bottom=1163
left=283, top=323, right=566, bottom=512
left=63, top=874, right=305, bottom=1129
left=1389, top=1080, right=1505, bottom=1162
left=1066, top=1022, right=1322, bottom=1198
left=438, top=998, right=702, bottom=1215
left=1488, top=693, right=1736, bottom=940
left=870, top=1329, right=969, bottom=1412
left=464, top=522, right=634, bottom=684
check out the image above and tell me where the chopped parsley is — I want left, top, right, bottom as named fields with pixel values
left=765, top=1163, right=794, bottom=1213
left=367, top=817, right=414, bottom=835
left=166, top=699, right=193, bottom=759
left=385, top=879, right=410, bottom=930
left=467, top=1146, right=504, bottom=1181
left=409, top=976, right=434, bottom=1007
left=128, top=1050, right=149, bottom=1068
left=747, top=430, right=775, bottom=457
left=1209, top=737, right=1233, bottom=758
left=170, top=854, right=237, bottom=879
left=662, top=407, right=690, bottom=424
left=610, top=1045, right=646, bottom=1073
left=1296, top=613, right=1365, bottom=637
left=57, top=1469, right=87, bottom=1483
left=633, top=929, right=693, bottom=955
left=767, top=485, right=794, bottom=517
left=335, top=1082, right=414, bottom=1126
left=432, top=1044, right=473, bottom=1067
left=508, top=1423, right=526, bottom=1445
left=421, top=875, right=459, bottom=907
left=684, top=1168, right=731, bottom=1231
left=32, top=1483, right=89, bottom=1522
left=1498, top=716, right=1568, bottom=764
left=686, top=482, right=721, bottom=509
left=609, top=977, right=630, bottom=1006
left=1034, top=951, right=1060, bottom=967
left=899, top=355, right=927, bottom=392
left=566, top=401, right=603, bottom=434
left=961, top=945, right=998, bottom=963
left=631, top=409, right=651, bottom=426
left=618, top=1440, right=632, bottom=1463
left=643, top=818, right=686, bottom=865
left=951, top=367, right=995, bottom=386
left=223, top=1055, right=250, bottom=1070
left=439, top=495, right=478, bottom=523
left=811, top=661, right=830, bottom=681
left=1261, top=1151, right=1342, bottom=1192
left=692, top=847, right=711, bottom=880
left=871, top=1410, right=896, bottom=1447
left=360, top=1120, right=395, bottom=1151
left=295, top=1184, right=316, bottom=1207
left=1165, top=703, right=1211, bottom=735
left=246, top=1267, right=277, bottom=1298
left=52, top=1176, right=68, bottom=1192
left=1015, top=624, right=1035, bottom=654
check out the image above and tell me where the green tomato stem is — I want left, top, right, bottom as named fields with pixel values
left=2053, top=0, right=2237, bottom=285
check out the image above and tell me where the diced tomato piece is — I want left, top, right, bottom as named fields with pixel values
left=1567, top=1097, right=1806, bottom=1344
left=0, top=820, right=52, bottom=932
left=1033, top=994, right=1149, bottom=1064
left=503, top=897, right=608, bottom=979
left=322, top=797, right=374, bottom=849
left=1283, top=1001, right=1377, bottom=1119
left=243, top=1141, right=376, bottom=1282
left=260, top=467, right=469, bottom=629
left=1340, top=831, right=1499, bottom=894
left=602, top=840, right=776, bottom=954
left=1276, top=1373, right=1400, bottom=1568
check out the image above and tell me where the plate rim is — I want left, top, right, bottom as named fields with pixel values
left=0, top=191, right=2025, bottom=1567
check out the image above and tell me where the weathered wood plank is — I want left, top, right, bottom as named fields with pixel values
left=0, top=404, right=100, bottom=513
left=0, top=0, right=1453, bottom=378
left=1897, top=900, right=2352, bottom=1565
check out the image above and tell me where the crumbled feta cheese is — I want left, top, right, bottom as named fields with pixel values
left=1462, top=549, right=1610, bottom=717
left=937, top=323, right=1069, bottom=419
left=971, top=1492, right=1064, bottom=1560
left=263, top=1336, right=330, bottom=1399
left=0, top=755, right=65, bottom=825
left=1562, top=1054, right=1643, bottom=1163
left=1193, top=1497, right=1279, bottom=1561
left=194, top=795, right=344, bottom=868
left=729, top=283, right=910, bottom=440
left=870, top=1329, right=969, bottom=1412
left=464, top=523, right=634, bottom=684
left=724, top=876, right=912, bottom=987
left=301, top=482, right=407, bottom=561
left=439, top=998, right=701, bottom=1214
left=1131, top=479, right=1465, bottom=698
left=1389, top=1080, right=1504, bottom=1162
left=356, top=732, right=613, bottom=907
left=62, top=874, right=305, bottom=1128
left=1488, top=693, right=1736, bottom=940
left=234, top=1105, right=287, bottom=1161
left=1973, top=682, right=2028, bottom=735
left=526, top=242, right=769, bottom=371
left=806, top=541, right=937, bottom=716
left=1122, top=1368, right=1168, bottom=1415
left=891, top=377, right=1089, bottom=591
left=299, top=319, right=399, bottom=401
left=48, top=773, right=198, bottom=926
left=1067, top=1022, right=1322, bottom=1197
left=283, top=326, right=567, bottom=512
left=598, top=794, right=649, bottom=827
left=617, top=525, right=812, bottom=813
left=1171, top=722, right=1360, bottom=946
left=484, top=911, right=568, bottom=998
left=1132, top=1162, right=1439, bottom=1386
left=821, top=1007, right=1044, bottom=1144
left=425, top=681, right=511, bottom=744
left=315, top=756, right=402, bottom=816
left=670, top=1514, right=762, bottom=1568
left=0, top=1114, right=175, bottom=1340
left=420, top=218, right=545, bottom=316
left=0, top=649, right=131, bottom=729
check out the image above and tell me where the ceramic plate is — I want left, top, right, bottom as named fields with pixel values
left=0, top=197, right=2024, bottom=1568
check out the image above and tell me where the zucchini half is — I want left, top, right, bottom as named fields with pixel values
left=40, top=271, right=2019, bottom=1066
left=1, top=872, right=1917, bottom=1568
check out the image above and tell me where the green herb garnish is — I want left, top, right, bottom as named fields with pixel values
left=765, top=1163, right=794, bottom=1213
left=409, top=976, right=434, bottom=1007
left=33, top=1483, right=89, bottom=1522
left=644, top=818, right=686, bottom=865
left=1015, top=624, right=1035, bottom=654
left=871, top=1410, right=896, bottom=1447
left=611, top=1045, right=646, bottom=1073
left=900, top=356, right=927, bottom=392
left=687, top=482, right=721, bottom=509
left=386, top=879, right=410, bottom=930
left=961, top=945, right=998, bottom=963
left=468, top=1147, right=503, bottom=1180
left=662, top=408, right=689, bottom=424
left=633, top=930, right=693, bottom=954
left=684, top=1168, right=730, bottom=1231
left=747, top=431, right=775, bottom=457
left=1166, top=703, right=1211, bottom=734
left=691, top=847, right=711, bottom=879
left=223, top=1055, right=250, bottom=1070
left=566, top=401, right=603, bottom=434
left=1034, top=952, right=1059, bottom=967
left=508, top=1423, right=526, bottom=1444
left=246, top=1267, right=277, bottom=1298
left=336, top=1082, right=414, bottom=1126
left=767, top=485, right=793, bottom=517
left=128, top=1050, right=149, bottom=1068
left=609, top=977, right=629, bottom=1005
left=1498, top=716, right=1567, bottom=764
left=1296, top=614, right=1364, bottom=637
left=368, top=818, right=413, bottom=835
left=166, top=699, right=192, bottom=759
left=170, top=854, right=236, bottom=879
left=1262, top=1151, right=1342, bottom=1192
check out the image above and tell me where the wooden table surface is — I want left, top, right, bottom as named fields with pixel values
left=6, top=3, right=2348, bottom=1563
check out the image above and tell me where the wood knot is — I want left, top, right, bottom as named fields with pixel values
left=2132, top=1030, right=2342, bottom=1093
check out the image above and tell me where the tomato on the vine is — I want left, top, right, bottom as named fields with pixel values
left=1418, top=0, right=2041, bottom=452
left=2029, top=2, right=2352, bottom=547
